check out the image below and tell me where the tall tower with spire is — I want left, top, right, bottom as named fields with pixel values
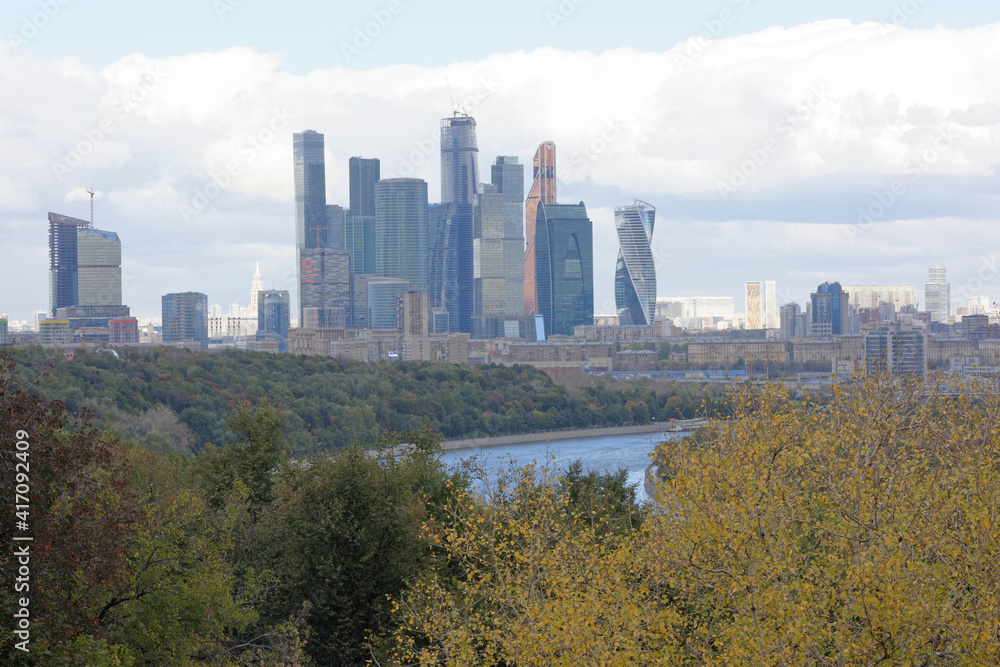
left=250, top=261, right=263, bottom=311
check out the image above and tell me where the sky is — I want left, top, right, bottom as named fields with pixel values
left=1, top=0, right=1000, bottom=322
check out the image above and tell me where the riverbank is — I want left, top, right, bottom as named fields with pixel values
left=370, top=419, right=706, bottom=456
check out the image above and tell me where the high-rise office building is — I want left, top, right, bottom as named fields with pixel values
left=346, top=157, right=379, bottom=279
left=535, top=201, right=593, bottom=337
left=293, top=131, right=352, bottom=326
left=48, top=212, right=123, bottom=316
left=293, top=130, right=329, bottom=250
left=440, top=114, right=480, bottom=206
left=367, top=277, right=411, bottom=330
left=440, top=115, right=478, bottom=333
left=162, top=292, right=208, bottom=348
left=780, top=302, right=807, bottom=340
left=614, top=200, right=657, bottom=326
left=257, top=290, right=291, bottom=352
left=925, top=264, right=951, bottom=324
left=745, top=280, right=777, bottom=330
left=375, top=178, right=429, bottom=293
left=524, top=141, right=556, bottom=315
left=473, top=156, right=526, bottom=337
left=865, top=324, right=927, bottom=379
left=428, top=202, right=459, bottom=333
left=349, top=157, right=380, bottom=217
left=298, top=248, right=351, bottom=326
left=811, top=282, right=850, bottom=336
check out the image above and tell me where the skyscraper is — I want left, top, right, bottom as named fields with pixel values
left=524, top=141, right=556, bottom=314
left=162, top=292, right=208, bottom=348
left=349, top=157, right=380, bottom=217
left=745, top=280, right=777, bottom=330
left=811, top=282, right=849, bottom=336
left=257, top=290, right=291, bottom=352
left=440, top=114, right=480, bottom=206
left=440, top=114, right=479, bottom=333
left=473, top=156, right=525, bottom=337
left=375, top=178, right=429, bottom=293
left=924, top=264, right=951, bottom=323
left=48, top=212, right=123, bottom=315
left=346, top=157, right=379, bottom=277
left=614, top=200, right=656, bottom=326
left=534, top=201, right=594, bottom=337
left=293, top=130, right=351, bottom=326
left=293, top=130, right=329, bottom=250
left=428, top=202, right=458, bottom=332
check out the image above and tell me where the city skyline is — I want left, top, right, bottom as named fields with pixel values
left=3, top=7, right=1000, bottom=321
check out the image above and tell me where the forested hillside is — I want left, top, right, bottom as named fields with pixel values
left=8, top=347, right=722, bottom=455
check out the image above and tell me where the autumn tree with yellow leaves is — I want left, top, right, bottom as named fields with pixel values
left=393, top=373, right=1000, bottom=665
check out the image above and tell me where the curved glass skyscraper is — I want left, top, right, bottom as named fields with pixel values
left=524, top=141, right=556, bottom=315
left=614, top=199, right=656, bottom=326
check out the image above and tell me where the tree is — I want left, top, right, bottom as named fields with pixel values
left=197, top=401, right=290, bottom=511
left=393, top=372, right=1000, bottom=665
left=0, top=354, right=140, bottom=664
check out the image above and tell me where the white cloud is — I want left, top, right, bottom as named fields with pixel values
left=2, top=19, right=1000, bottom=319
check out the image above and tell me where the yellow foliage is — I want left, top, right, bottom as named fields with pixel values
left=393, top=373, right=1000, bottom=665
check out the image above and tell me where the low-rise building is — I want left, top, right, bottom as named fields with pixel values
left=687, top=340, right=787, bottom=366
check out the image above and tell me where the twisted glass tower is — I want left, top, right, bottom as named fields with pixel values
left=614, top=200, right=656, bottom=326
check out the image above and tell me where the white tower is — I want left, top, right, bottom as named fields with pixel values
left=250, top=262, right=264, bottom=312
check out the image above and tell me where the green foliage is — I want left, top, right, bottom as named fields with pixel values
left=197, top=401, right=290, bottom=510
left=559, top=459, right=645, bottom=535
left=253, top=434, right=468, bottom=666
left=7, top=347, right=723, bottom=454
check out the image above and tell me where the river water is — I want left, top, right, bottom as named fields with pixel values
left=438, top=431, right=683, bottom=503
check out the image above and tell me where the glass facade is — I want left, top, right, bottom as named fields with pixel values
left=440, top=115, right=480, bottom=206
left=257, top=290, right=290, bottom=352
left=48, top=212, right=122, bottom=315
left=345, top=213, right=376, bottom=276
left=367, top=277, right=410, bottom=330
left=614, top=200, right=656, bottom=326
left=298, top=248, right=351, bottom=326
left=524, top=142, right=556, bottom=315
left=428, top=202, right=459, bottom=332
left=534, top=202, right=594, bottom=337
left=293, top=130, right=329, bottom=250
left=925, top=264, right=951, bottom=323
left=77, top=228, right=122, bottom=306
left=811, top=282, right=849, bottom=335
left=162, top=292, right=208, bottom=347
left=375, top=178, right=429, bottom=293
left=349, top=157, right=380, bottom=217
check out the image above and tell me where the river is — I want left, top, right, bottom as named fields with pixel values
left=438, top=431, right=684, bottom=503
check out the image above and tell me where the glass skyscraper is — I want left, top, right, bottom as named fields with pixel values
left=293, top=130, right=351, bottom=326
left=925, top=264, right=951, bottom=323
left=162, top=292, right=208, bottom=348
left=614, top=200, right=656, bottom=326
left=534, top=201, right=594, bottom=337
left=524, top=141, right=557, bottom=315
left=428, top=202, right=459, bottom=332
left=257, top=290, right=291, bottom=352
left=473, top=156, right=525, bottom=337
left=375, top=178, right=429, bottom=293
left=349, top=157, right=380, bottom=217
left=346, top=157, right=379, bottom=277
left=811, top=282, right=849, bottom=336
left=48, top=212, right=122, bottom=316
left=439, top=114, right=479, bottom=333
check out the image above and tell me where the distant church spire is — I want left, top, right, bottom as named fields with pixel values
left=250, top=262, right=264, bottom=310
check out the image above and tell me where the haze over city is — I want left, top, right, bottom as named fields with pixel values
left=2, top=1, right=1000, bottom=322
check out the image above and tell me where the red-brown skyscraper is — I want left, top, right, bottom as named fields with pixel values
left=524, top=141, right=556, bottom=314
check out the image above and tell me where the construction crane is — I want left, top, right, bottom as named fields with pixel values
left=86, top=188, right=96, bottom=227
